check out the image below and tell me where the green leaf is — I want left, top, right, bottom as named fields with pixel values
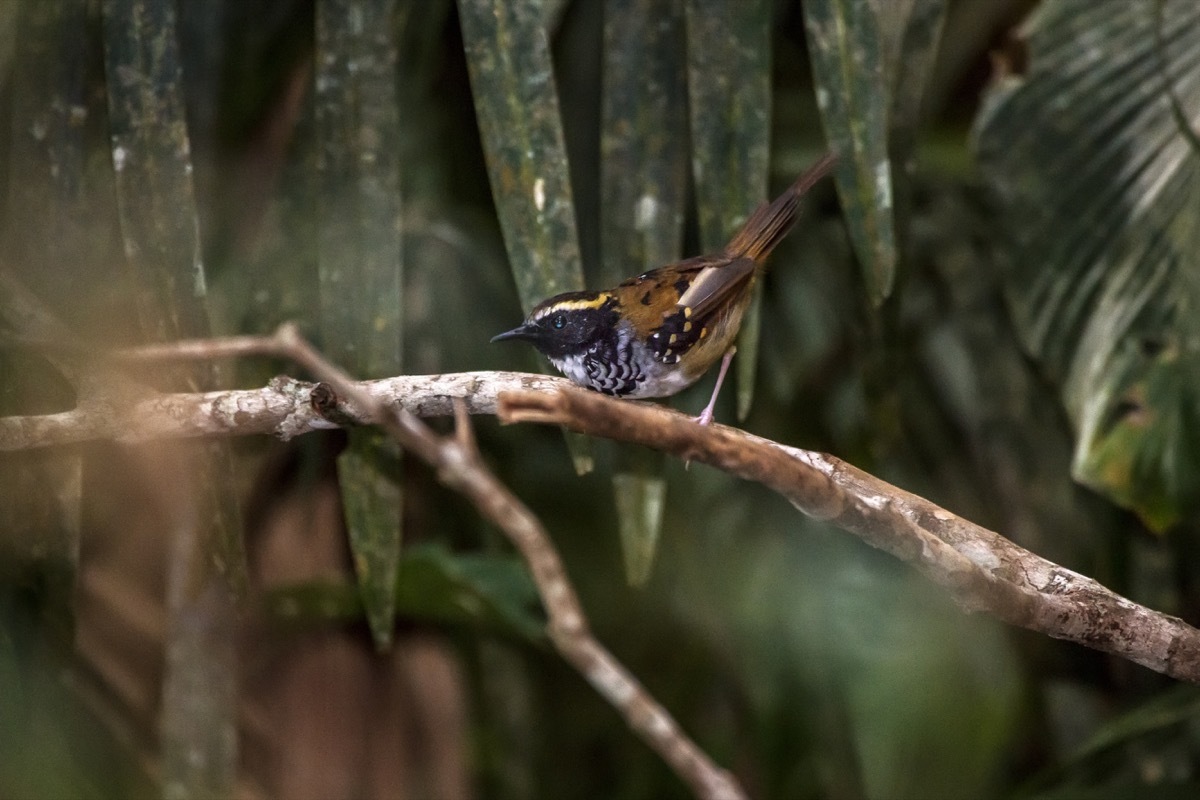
left=877, top=0, right=947, bottom=157
left=102, top=1, right=245, bottom=797
left=103, top=0, right=216, bottom=351
left=316, top=0, right=406, bottom=650
left=601, top=0, right=687, bottom=585
left=316, top=0, right=404, bottom=376
left=613, top=467, right=668, bottom=587
left=265, top=544, right=546, bottom=644
left=974, top=0, right=1200, bottom=529
left=1070, top=685, right=1200, bottom=764
left=1020, top=685, right=1200, bottom=797
left=457, top=0, right=585, bottom=314
left=804, top=0, right=897, bottom=304
left=685, top=0, right=772, bottom=418
left=876, top=0, right=946, bottom=274
left=336, top=430, right=404, bottom=649
left=458, top=0, right=592, bottom=475
left=736, top=284, right=765, bottom=421
left=562, top=429, right=595, bottom=476
left=600, top=0, right=687, bottom=284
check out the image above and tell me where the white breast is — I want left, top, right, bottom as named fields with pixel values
left=548, top=353, right=592, bottom=387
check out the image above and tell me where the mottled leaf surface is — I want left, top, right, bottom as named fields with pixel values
left=804, top=0, right=897, bottom=304
left=601, top=0, right=687, bottom=586
left=685, top=0, right=772, bottom=419
left=875, top=0, right=946, bottom=165
left=458, top=0, right=592, bottom=473
left=458, top=0, right=584, bottom=313
left=102, top=1, right=244, bottom=796
left=316, top=0, right=405, bottom=650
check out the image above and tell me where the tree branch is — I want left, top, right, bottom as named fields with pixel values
left=3, top=321, right=745, bottom=798
left=6, top=330, right=1200, bottom=706
left=175, top=325, right=748, bottom=800
left=498, top=388, right=1200, bottom=684
left=0, top=369, right=570, bottom=451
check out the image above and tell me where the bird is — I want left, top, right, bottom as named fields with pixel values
left=491, top=151, right=838, bottom=425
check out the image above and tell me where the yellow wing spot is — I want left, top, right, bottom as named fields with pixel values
left=668, top=333, right=678, bottom=345
left=682, top=321, right=692, bottom=333
left=683, top=306, right=693, bottom=318
left=699, top=327, right=708, bottom=338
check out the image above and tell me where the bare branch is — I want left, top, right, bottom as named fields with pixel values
left=6, top=329, right=1200, bottom=701
left=0, top=369, right=570, bottom=451
left=3, top=320, right=745, bottom=796
left=264, top=326, right=747, bottom=800
left=497, top=387, right=1200, bottom=685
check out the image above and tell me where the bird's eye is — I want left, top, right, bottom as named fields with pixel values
left=552, top=314, right=566, bottom=329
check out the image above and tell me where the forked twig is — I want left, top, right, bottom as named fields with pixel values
left=254, top=325, right=744, bottom=800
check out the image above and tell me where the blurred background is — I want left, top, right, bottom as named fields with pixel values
left=3, top=0, right=1200, bottom=798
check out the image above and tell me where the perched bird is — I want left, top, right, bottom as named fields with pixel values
left=492, top=151, right=838, bottom=424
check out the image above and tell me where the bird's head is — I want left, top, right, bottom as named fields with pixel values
left=491, top=291, right=619, bottom=359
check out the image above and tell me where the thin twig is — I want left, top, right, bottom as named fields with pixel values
left=1, top=318, right=745, bottom=797
left=264, top=325, right=746, bottom=800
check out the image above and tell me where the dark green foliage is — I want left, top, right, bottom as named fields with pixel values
left=601, top=0, right=688, bottom=585
left=3, top=0, right=1200, bottom=798
left=315, top=0, right=406, bottom=651
left=976, top=0, right=1200, bottom=531
left=265, top=542, right=545, bottom=643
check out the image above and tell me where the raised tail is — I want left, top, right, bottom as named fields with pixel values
left=723, top=151, right=838, bottom=262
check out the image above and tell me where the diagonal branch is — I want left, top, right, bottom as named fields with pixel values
left=498, top=388, right=1200, bottom=684
left=2, top=317, right=745, bottom=798
left=242, top=326, right=746, bottom=800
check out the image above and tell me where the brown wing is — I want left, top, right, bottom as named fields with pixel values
left=674, top=257, right=756, bottom=320
left=632, top=257, right=757, bottom=364
left=616, top=151, right=837, bottom=365
left=614, top=255, right=713, bottom=328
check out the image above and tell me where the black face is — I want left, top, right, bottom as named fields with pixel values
left=491, top=291, right=618, bottom=359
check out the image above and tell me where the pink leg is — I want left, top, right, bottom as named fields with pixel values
left=694, top=348, right=736, bottom=426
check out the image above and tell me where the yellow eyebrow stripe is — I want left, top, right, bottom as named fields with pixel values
left=533, top=296, right=610, bottom=317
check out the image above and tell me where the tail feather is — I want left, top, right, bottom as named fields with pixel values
left=723, top=151, right=838, bottom=262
